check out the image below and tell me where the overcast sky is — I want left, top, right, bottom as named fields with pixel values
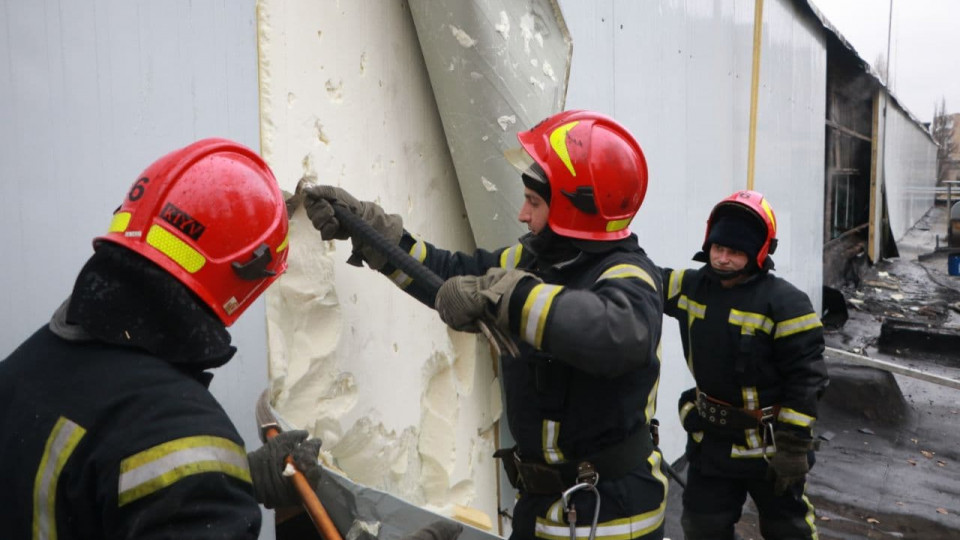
left=811, top=0, right=960, bottom=123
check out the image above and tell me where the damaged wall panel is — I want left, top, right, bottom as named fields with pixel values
left=408, top=0, right=571, bottom=250
left=257, top=0, right=501, bottom=527
left=824, top=37, right=876, bottom=243
left=811, top=0, right=938, bottom=262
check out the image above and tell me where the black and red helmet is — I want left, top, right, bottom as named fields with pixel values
left=506, top=110, right=648, bottom=241
left=702, top=190, right=778, bottom=269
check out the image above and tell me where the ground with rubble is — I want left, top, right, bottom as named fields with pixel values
left=664, top=204, right=960, bottom=540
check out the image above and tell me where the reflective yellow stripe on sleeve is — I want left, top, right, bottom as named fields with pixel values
left=643, top=341, right=662, bottom=424
left=118, top=435, right=251, bottom=507
left=778, top=407, right=815, bottom=428
left=730, top=444, right=775, bottom=458
left=679, top=401, right=696, bottom=425
left=680, top=392, right=705, bottom=443
left=499, top=244, right=523, bottom=269
left=667, top=269, right=685, bottom=300
left=33, top=417, right=87, bottom=540
left=774, top=313, right=822, bottom=339
left=677, top=296, right=706, bottom=374
left=520, top=283, right=563, bottom=348
left=597, top=264, right=657, bottom=291
left=388, top=238, right=427, bottom=289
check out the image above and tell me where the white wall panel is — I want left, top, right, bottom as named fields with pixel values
left=0, top=1, right=273, bottom=536
left=883, top=102, right=938, bottom=241
left=558, top=0, right=827, bottom=461
left=752, top=0, right=826, bottom=303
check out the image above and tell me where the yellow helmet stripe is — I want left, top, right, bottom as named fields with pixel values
left=108, top=212, right=132, bottom=233
left=606, top=218, right=632, bottom=232
left=146, top=225, right=206, bottom=273
left=549, top=121, right=580, bottom=177
left=760, top=198, right=776, bottom=232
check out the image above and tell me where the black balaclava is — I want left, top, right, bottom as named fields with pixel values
left=700, top=207, right=766, bottom=280
left=519, top=163, right=582, bottom=266
left=65, top=242, right=236, bottom=370
left=522, top=172, right=551, bottom=205
left=521, top=226, right=579, bottom=267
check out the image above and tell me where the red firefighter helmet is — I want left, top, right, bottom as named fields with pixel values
left=96, top=138, right=289, bottom=326
left=702, top=190, right=778, bottom=269
left=506, top=110, right=648, bottom=241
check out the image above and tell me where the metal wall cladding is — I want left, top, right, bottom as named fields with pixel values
left=0, top=0, right=273, bottom=536
left=883, top=101, right=938, bottom=241
left=557, top=0, right=827, bottom=461
left=409, top=0, right=571, bottom=250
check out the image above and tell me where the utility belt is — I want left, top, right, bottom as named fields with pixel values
left=494, top=426, right=652, bottom=495
left=696, top=390, right=780, bottom=431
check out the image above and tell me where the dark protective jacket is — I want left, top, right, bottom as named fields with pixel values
left=0, top=244, right=260, bottom=539
left=383, top=231, right=668, bottom=538
left=662, top=265, right=828, bottom=478
left=0, top=326, right=260, bottom=539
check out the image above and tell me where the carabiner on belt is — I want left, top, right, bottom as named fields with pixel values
left=761, top=417, right=777, bottom=462
left=561, top=463, right=601, bottom=540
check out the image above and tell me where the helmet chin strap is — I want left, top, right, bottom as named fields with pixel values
left=522, top=225, right=580, bottom=266
left=705, top=263, right=755, bottom=281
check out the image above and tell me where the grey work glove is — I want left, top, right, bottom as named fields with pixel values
left=401, top=520, right=464, bottom=540
left=434, top=268, right=537, bottom=333
left=302, top=184, right=403, bottom=270
left=247, top=429, right=323, bottom=509
left=767, top=430, right=814, bottom=495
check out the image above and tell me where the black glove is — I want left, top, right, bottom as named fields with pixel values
left=678, top=387, right=706, bottom=433
left=767, top=430, right=814, bottom=495
left=247, top=429, right=323, bottom=509
left=401, top=520, right=464, bottom=540
left=302, top=184, right=403, bottom=270
left=435, top=268, right=536, bottom=332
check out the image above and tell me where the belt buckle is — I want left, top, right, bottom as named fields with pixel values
left=576, top=461, right=598, bottom=486
left=697, top=392, right=724, bottom=425
left=759, top=405, right=777, bottom=424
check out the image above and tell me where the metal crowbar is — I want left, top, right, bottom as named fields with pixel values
left=255, top=390, right=343, bottom=540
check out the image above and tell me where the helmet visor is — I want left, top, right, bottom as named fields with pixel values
left=503, top=146, right=548, bottom=186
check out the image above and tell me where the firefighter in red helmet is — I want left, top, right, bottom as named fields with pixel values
left=0, top=139, right=323, bottom=539
left=301, top=110, right=667, bottom=539
left=662, top=190, right=828, bottom=540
